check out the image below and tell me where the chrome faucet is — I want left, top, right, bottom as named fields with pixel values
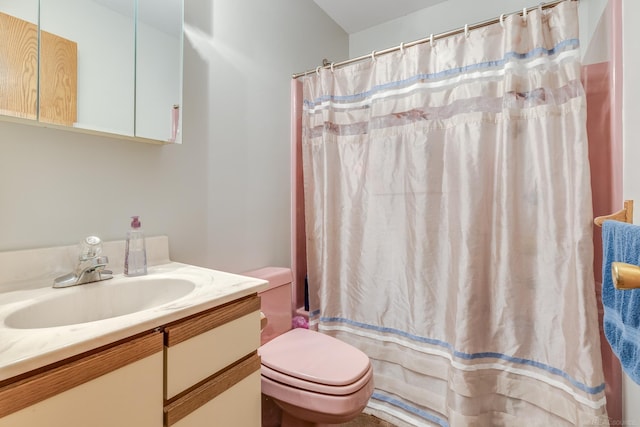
left=53, top=236, right=113, bottom=288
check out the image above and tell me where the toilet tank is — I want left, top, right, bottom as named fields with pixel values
left=243, top=267, right=293, bottom=345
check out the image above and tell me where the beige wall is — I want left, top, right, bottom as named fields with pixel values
left=0, top=0, right=348, bottom=273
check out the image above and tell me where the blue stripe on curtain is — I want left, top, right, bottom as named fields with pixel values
left=372, top=392, right=449, bottom=427
left=319, top=316, right=605, bottom=395
left=303, top=38, right=580, bottom=108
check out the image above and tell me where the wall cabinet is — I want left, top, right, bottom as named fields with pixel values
left=0, top=0, right=183, bottom=144
left=0, top=294, right=262, bottom=427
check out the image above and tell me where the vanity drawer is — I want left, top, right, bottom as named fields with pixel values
left=164, top=352, right=261, bottom=426
left=164, top=294, right=261, bottom=399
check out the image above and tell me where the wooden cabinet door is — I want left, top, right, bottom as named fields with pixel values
left=40, top=30, right=77, bottom=126
left=0, top=332, right=164, bottom=427
left=0, top=11, right=38, bottom=120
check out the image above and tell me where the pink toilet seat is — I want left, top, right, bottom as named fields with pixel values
left=261, top=363, right=373, bottom=396
left=259, top=328, right=372, bottom=391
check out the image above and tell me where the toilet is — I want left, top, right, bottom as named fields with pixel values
left=243, top=267, right=374, bottom=427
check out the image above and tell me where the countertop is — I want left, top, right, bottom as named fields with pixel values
left=0, top=262, right=268, bottom=382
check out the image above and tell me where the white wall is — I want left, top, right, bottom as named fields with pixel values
left=349, top=0, right=607, bottom=64
left=350, top=0, right=533, bottom=58
left=0, top=0, right=348, bottom=274
left=622, top=0, right=640, bottom=423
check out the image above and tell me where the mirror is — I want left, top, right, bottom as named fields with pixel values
left=0, top=0, right=183, bottom=143
left=40, top=0, right=136, bottom=135
left=136, top=0, right=183, bottom=142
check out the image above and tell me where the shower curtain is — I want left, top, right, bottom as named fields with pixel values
left=300, top=2, right=607, bottom=426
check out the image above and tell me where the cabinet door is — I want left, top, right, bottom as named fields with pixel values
left=0, top=10, right=78, bottom=126
left=0, top=331, right=164, bottom=427
left=39, top=29, right=77, bottom=126
left=0, top=11, right=38, bottom=120
left=39, top=0, right=135, bottom=135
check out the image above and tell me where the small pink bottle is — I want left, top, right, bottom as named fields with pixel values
left=170, top=104, right=180, bottom=142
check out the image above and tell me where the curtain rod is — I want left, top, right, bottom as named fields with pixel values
left=292, top=0, right=573, bottom=79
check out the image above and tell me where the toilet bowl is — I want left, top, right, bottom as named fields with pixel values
left=243, top=267, right=374, bottom=427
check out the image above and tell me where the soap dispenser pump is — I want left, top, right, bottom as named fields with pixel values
left=124, top=216, right=147, bottom=277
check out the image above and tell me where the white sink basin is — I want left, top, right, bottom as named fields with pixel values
left=4, top=277, right=196, bottom=329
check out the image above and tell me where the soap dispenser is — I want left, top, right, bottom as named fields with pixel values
left=124, top=216, right=147, bottom=276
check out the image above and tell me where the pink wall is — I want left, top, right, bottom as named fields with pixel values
left=582, top=1, right=624, bottom=421
left=291, top=79, right=307, bottom=313
left=583, top=60, right=622, bottom=423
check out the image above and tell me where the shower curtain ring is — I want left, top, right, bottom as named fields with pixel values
left=315, top=66, right=321, bottom=76
left=499, top=13, right=505, bottom=28
left=371, top=50, right=376, bottom=61
left=464, top=24, right=470, bottom=38
left=330, top=62, right=335, bottom=72
left=522, top=7, right=528, bottom=22
left=430, top=33, right=434, bottom=48
left=400, top=42, right=405, bottom=54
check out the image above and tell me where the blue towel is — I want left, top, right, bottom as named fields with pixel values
left=602, top=220, right=640, bottom=385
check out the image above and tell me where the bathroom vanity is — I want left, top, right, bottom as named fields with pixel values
left=0, top=237, right=267, bottom=426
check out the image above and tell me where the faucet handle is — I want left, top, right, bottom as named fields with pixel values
left=53, top=240, right=112, bottom=288
left=79, top=236, right=102, bottom=260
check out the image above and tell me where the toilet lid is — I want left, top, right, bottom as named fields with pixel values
left=259, top=328, right=371, bottom=386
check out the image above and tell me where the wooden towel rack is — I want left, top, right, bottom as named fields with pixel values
left=594, top=200, right=633, bottom=227
left=594, top=200, right=640, bottom=290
